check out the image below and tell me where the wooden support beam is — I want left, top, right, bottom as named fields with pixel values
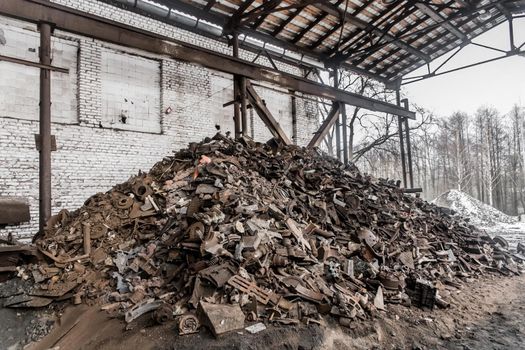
left=0, top=0, right=414, bottom=119
left=307, top=103, right=341, bottom=149
left=246, top=81, right=292, bottom=145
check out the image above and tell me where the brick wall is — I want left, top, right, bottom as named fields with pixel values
left=0, top=1, right=319, bottom=240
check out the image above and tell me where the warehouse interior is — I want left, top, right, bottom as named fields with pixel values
left=1, top=1, right=525, bottom=349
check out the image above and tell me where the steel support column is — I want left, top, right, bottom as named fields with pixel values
left=291, top=90, right=297, bottom=144
left=240, top=76, right=248, bottom=136
left=396, top=90, right=407, bottom=188
left=232, top=32, right=241, bottom=139
left=38, top=22, right=52, bottom=232
left=333, top=69, right=341, bottom=161
left=402, top=99, right=414, bottom=188
left=341, top=102, right=348, bottom=165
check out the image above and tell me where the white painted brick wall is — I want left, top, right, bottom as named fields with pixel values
left=0, top=1, right=319, bottom=240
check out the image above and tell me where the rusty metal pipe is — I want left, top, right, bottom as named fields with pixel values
left=232, top=32, right=241, bottom=139
left=39, top=22, right=52, bottom=233
left=396, top=90, right=407, bottom=188
left=402, top=98, right=414, bottom=188
left=240, top=76, right=248, bottom=136
left=333, top=69, right=341, bottom=161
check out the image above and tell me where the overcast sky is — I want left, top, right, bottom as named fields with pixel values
left=403, top=18, right=525, bottom=118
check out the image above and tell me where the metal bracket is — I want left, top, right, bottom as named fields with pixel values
left=34, top=134, right=57, bottom=151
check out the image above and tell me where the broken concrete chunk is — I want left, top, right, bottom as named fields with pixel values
left=197, top=301, right=245, bottom=337
left=245, top=322, right=266, bottom=334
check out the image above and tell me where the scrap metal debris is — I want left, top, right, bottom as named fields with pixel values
left=2, top=134, right=524, bottom=337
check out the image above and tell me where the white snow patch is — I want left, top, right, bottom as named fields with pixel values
left=432, top=190, right=517, bottom=226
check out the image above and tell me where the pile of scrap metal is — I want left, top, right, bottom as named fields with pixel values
left=2, top=134, right=523, bottom=336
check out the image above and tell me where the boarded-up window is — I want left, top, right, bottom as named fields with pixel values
left=101, top=48, right=161, bottom=133
left=0, top=17, right=78, bottom=123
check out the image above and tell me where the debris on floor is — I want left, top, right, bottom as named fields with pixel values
left=1, top=134, right=524, bottom=338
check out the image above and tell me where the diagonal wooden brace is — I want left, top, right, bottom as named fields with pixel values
left=246, top=81, right=292, bottom=145
left=307, top=103, right=341, bottom=148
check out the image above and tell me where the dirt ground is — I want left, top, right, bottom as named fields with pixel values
left=2, top=273, right=524, bottom=350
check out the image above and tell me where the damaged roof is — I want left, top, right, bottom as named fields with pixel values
left=123, top=0, right=525, bottom=84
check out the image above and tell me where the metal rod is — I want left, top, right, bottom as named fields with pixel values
left=38, top=22, right=52, bottom=233
left=396, top=90, right=407, bottom=188
left=334, top=69, right=341, bottom=161
left=470, top=41, right=507, bottom=53
left=509, top=17, right=515, bottom=50
left=433, top=45, right=463, bottom=73
left=0, top=54, right=68, bottom=73
left=402, top=98, right=414, bottom=188
left=291, top=90, right=297, bottom=144
left=402, top=50, right=524, bottom=85
left=232, top=32, right=241, bottom=139
left=240, top=76, right=248, bottom=136
left=341, top=101, right=348, bottom=165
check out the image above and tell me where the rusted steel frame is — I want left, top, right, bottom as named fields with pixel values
left=382, top=3, right=507, bottom=80
left=0, top=0, right=414, bottom=119
left=396, top=90, right=407, bottom=188
left=232, top=32, right=241, bottom=139
left=402, top=50, right=524, bottom=85
left=123, top=0, right=388, bottom=83
left=415, top=3, right=467, bottom=41
left=356, top=0, right=504, bottom=77
left=307, top=103, right=341, bottom=149
left=38, top=22, right=52, bottom=233
left=0, top=54, right=68, bottom=73
left=314, top=2, right=430, bottom=62
left=329, top=0, right=407, bottom=58
left=245, top=81, right=292, bottom=145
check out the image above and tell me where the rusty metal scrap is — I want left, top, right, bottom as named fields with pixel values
left=5, top=134, right=525, bottom=337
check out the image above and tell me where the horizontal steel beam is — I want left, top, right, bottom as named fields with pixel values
left=0, top=0, right=414, bottom=119
left=103, top=0, right=392, bottom=84
left=0, top=54, right=69, bottom=73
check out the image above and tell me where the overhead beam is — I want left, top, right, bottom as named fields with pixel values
left=307, top=103, right=341, bottom=148
left=314, top=2, right=431, bottom=62
left=154, top=0, right=327, bottom=65
left=0, top=0, right=414, bottom=119
left=246, top=81, right=292, bottom=145
left=415, top=3, right=468, bottom=41
left=111, top=0, right=390, bottom=84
